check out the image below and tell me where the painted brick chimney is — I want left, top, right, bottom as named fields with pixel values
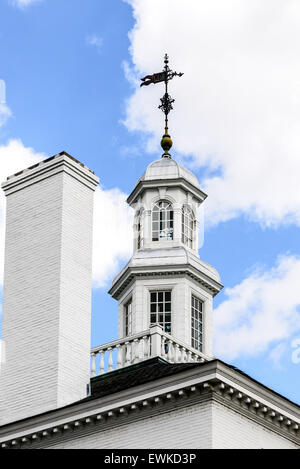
left=0, top=152, right=99, bottom=425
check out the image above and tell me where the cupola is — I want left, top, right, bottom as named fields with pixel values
left=109, top=55, right=223, bottom=360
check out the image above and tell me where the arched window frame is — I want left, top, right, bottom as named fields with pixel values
left=152, top=200, right=174, bottom=242
left=182, top=205, right=195, bottom=249
left=135, top=209, right=144, bottom=250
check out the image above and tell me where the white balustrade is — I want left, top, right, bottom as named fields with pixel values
left=90, top=324, right=206, bottom=376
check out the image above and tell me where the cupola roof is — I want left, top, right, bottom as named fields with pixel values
left=127, top=157, right=207, bottom=205
left=137, top=158, right=201, bottom=189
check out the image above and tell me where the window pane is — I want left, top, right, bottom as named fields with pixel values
left=151, top=314, right=156, bottom=323
left=150, top=290, right=172, bottom=333
left=182, top=206, right=195, bottom=248
left=165, top=291, right=171, bottom=301
left=152, top=201, right=174, bottom=242
left=191, top=295, right=203, bottom=352
left=125, top=300, right=132, bottom=336
left=151, top=292, right=157, bottom=302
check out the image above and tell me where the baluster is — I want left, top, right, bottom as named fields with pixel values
left=99, top=350, right=105, bottom=375
left=167, top=340, right=173, bottom=362
left=161, top=336, right=166, bottom=358
left=148, top=335, right=152, bottom=358
left=125, top=342, right=131, bottom=365
left=91, top=353, right=96, bottom=377
left=108, top=347, right=114, bottom=371
left=174, top=343, right=180, bottom=363
left=116, top=344, right=122, bottom=369
left=121, top=342, right=126, bottom=366
left=133, top=339, right=139, bottom=363
left=139, top=338, right=144, bottom=361
left=187, top=350, right=192, bottom=362
left=142, top=336, right=148, bottom=359
left=181, top=347, right=186, bottom=362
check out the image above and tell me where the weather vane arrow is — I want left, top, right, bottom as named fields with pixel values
left=140, top=54, right=184, bottom=158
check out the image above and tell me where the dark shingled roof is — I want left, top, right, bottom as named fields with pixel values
left=0, top=357, right=298, bottom=432
left=87, top=357, right=299, bottom=409
left=89, top=357, right=203, bottom=400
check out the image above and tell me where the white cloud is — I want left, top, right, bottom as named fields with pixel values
left=10, top=0, right=42, bottom=8
left=214, top=255, right=300, bottom=361
left=0, top=104, right=12, bottom=128
left=86, top=35, right=103, bottom=54
left=0, top=140, right=44, bottom=284
left=92, top=187, right=133, bottom=288
left=0, top=140, right=132, bottom=289
left=124, top=0, right=300, bottom=228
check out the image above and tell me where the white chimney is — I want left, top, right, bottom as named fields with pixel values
left=0, top=152, right=99, bottom=425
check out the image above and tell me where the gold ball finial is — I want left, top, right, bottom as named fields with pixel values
left=161, top=131, right=173, bottom=158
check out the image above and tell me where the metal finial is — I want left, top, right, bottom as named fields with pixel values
left=140, top=54, right=184, bottom=158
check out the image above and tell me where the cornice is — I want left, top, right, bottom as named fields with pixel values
left=127, top=178, right=207, bottom=206
left=1, top=363, right=299, bottom=449
left=109, top=264, right=223, bottom=299
left=1, top=152, right=99, bottom=195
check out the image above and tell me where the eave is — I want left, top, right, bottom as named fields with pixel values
left=0, top=359, right=299, bottom=449
left=127, top=177, right=208, bottom=206
left=108, top=263, right=224, bottom=300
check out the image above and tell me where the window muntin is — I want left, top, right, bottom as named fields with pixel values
left=125, top=300, right=132, bottom=336
left=182, top=206, right=194, bottom=248
left=152, top=201, right=174, bottom=241
left=150, top=290, right=171, bottom=333
left=191, top=295, right=203, bottom=352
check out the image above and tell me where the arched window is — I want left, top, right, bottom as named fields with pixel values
left=152, top=201, right=174, bottom=241
left=136, top=210, right=144, bottom=249
left=182, top=206, right=195, bottom=248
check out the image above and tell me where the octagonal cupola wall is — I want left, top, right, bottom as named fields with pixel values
left=109, top=156, right=222, bottom=360
left=127, top=157, right=207, bottom=253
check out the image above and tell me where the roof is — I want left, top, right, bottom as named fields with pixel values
left=89, top=357, right=300, bottom=410
left=89, top=357, right=202, bottom=400
left=0, top=357, right=299, bottom=448
left=127, top=157, right=207, bottom=206
left=109, top=246, right=223, bottom=299
left=137, top=158, right=201, bottom=190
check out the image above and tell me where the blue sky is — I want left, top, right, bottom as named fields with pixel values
left=0, top=0, right=300, bottom=405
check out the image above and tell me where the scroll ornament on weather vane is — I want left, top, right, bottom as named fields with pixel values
left=140, top=54, right=184, bottom=158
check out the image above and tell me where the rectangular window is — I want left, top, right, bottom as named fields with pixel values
left=150, top=290, right=171, bottom=333
left=191, top=295, right=203, bottom=352
left=125, top=300, right=132, bottom=336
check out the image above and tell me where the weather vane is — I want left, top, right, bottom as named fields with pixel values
left=140, top=54, right=184, bottom=158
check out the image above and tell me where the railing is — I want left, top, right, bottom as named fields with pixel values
left=90, top=325, right=206, bottom=377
